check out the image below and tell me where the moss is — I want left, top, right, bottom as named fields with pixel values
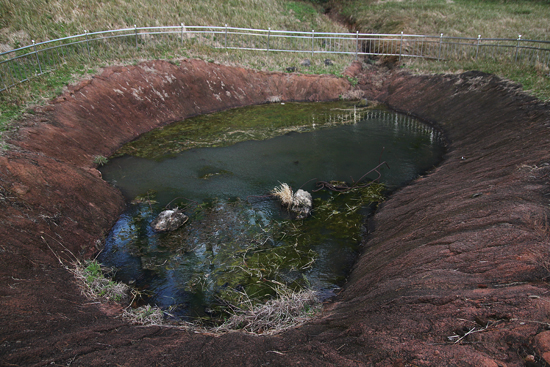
left=112, top=101, right=373, bottom=161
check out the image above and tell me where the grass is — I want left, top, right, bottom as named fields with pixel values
left=93, top=155, right=109, bottom=166
left=328, top=0, right=550, bottom=101
left=2, top=0, right=549, bottom=137
left=333, top=0, right=550, bottom=40
left=73, top=259, right=131, bottom=303
left=0, top=0, right=348, bottom=137
left=216, top=285, right=321, bottom=335
left=271, top=182, right=294, bottom=207
left=74, top=259, right=168, bottom=325
left=403, top=57, right=550, bottom=101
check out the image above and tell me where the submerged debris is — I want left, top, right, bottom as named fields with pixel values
left=272, top=183, right=313, bottom=219
left=150, top=209, right=189, bottom=232
left=291, top=189, right=313, bottom=219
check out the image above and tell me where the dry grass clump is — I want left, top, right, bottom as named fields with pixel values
left=271, top=182, right=294, bottom=207
left=73, top=260, right=131, bottom=303
left=73, top=260, right=167, bottom=325
left=216, top=287, right=321, bottom=334
left=123, top=305, right=165, bottom=325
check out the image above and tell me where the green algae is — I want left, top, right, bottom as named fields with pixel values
left=113, top=100, right=384, bottom=161
left=110, top=180, right=385, bottom=323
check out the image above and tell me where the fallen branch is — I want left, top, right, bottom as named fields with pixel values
left=313, top=161, right=389, bottom=193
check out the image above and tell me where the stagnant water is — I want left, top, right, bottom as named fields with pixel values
left=99, top=101, right=446, bottom=322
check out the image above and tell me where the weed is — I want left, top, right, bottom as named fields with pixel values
left=346, top=76, right=358, bottom=87
left=93, top=155, right=108, bottom=166
left=73, top=260, right=131, bottom=303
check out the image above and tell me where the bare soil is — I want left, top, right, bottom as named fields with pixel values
left=1, top=59, right=550, bottom=366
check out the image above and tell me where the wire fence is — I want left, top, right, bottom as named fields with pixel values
left=1, top=25, right=549, bottom=93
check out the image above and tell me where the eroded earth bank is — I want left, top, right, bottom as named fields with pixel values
left=2, top=59, right=550, bottom=366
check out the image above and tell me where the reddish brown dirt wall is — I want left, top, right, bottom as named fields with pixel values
left=1, top=59, right=550, bottom=366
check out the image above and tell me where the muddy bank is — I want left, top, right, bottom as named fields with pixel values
left=1, top=59, right=550, bottom=366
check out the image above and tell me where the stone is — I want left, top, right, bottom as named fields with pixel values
left=150, top=209, right=188, bottom=232
left=324, top=59, right=333, bottom=66
left=291, top=189, right=313, bottom=219
left=300, top=59, right=311, bottom=67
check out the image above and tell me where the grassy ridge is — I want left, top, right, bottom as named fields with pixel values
left=328, top=0, right=550, bottom=100
left=0, top=0, right=347, bottom=133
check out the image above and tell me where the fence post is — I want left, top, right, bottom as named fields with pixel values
left=398, top=31, right=404, bottom=62
left=475, top=35, right=481, bottom=60
left=32, top=40, right=43, bottom=75
left=84, top=30, right=90, bottom=57
left=134, top=25, right=138, bottom=49
left=225, top=24, right=228, bottom=49
left=311, top=30, right=314, bottom=58
left=181, top=23, right=184, bottom=45
left=438, top=33, right=443, bottom=61
left=515, top=34, right=522, bottom=62
left=267, top=27, right=271, bottom=52
left=355, top=31, right=359, bottom=61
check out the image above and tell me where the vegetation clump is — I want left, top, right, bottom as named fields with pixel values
left=217, top=286, right=321, bottom=334
left=271, top=183, right=294, bottom=207
left=74, top=260, right=131, bottom=303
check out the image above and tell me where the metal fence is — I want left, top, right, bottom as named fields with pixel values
left=1, top=25, right=549, bottom=93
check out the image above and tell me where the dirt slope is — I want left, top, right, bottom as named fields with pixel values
left=1, top=59, right=550, bottom=366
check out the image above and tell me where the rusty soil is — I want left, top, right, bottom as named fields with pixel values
left=2, top=59, right=550, bottom=366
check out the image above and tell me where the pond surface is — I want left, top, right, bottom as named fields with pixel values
left=98, top=101, right=446, bottom=322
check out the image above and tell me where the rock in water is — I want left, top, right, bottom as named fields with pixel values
left=291, top=189, right=313, bottom=219
left=150, top=209, right=189, bottom=232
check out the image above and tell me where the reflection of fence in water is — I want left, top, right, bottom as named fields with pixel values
left=304, top=107, right=443, bottom=145
left=365, top=110, right=444, bottom=144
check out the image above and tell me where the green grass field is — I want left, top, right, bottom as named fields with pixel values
left=329, top=0, right=550, bottom=100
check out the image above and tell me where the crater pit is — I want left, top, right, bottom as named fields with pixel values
left=2, top=59, right=550, bottom=366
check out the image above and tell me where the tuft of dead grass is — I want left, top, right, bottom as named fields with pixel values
left=72, top=260, right=131, bottom=303
left=271, top=182, right=294, bottom=207
left=216, top=286, right=321, bottom=335
left=123, top=304, right=165, bottom=325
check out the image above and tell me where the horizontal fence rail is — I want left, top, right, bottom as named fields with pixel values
left=1, top=26, right=549, bottom=93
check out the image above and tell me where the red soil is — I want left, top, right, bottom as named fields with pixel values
left=1, top=59, right=550, bottom=366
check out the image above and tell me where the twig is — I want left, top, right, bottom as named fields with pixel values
left=164, top=196, right=199, bottom=210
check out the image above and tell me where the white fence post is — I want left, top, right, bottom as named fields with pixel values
left=181, top=23, right=184, bottom=45
left=438, top=33, right=443, bottom=61
left=475, top=35, right=481, bottom=60
left=355, top=31, right=359, bottom=61
left=399, top=31, right=404, bottom=62
left=515, top=34, right=522, bottom=62
left=311, top=30, right=314, bottom=58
